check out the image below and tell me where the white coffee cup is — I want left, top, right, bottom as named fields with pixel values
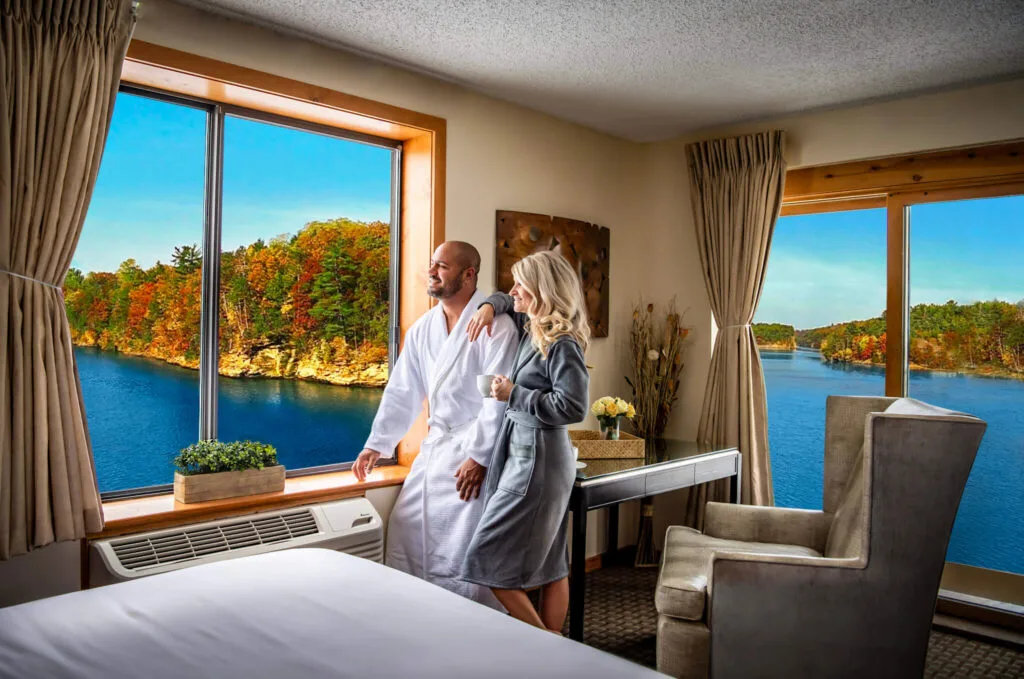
left=477, top=374, right=497, bottom=398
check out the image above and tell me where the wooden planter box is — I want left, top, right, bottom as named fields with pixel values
left=569, top=430, right=645, bottom=459
left=173, top=465, right=286, bottom=504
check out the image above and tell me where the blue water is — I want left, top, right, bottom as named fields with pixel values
left=764, top=348, right=1024, bottom=575
left=75, top=347, right=381, bottom=493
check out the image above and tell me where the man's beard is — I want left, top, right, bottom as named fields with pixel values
left=427, top=272, right=465, bottom=299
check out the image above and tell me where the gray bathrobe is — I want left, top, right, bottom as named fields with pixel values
left=461, top=292, right=589, bottom=590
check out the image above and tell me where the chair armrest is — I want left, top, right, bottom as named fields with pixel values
left=703, top=502, right=833, bottom=553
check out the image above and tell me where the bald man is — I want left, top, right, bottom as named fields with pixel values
left=352, top=241, right=518, bottom=609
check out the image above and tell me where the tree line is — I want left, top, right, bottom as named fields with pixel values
left=756, top=300, right=1024, bottom=376
left=753, top=323, right=796, bottom=348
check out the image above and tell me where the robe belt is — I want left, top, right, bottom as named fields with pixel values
left=426, top=419, right=474, bottom=444
left=504, top=409, right=566, bottom=431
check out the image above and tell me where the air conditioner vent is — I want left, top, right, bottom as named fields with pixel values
left=93, top=498, right=382, bottom=586
left=110, top=508, right=321, bottom=571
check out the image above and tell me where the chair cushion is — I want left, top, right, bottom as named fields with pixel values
left=656, top=525, right=820, bottom=621
left=882, top=397, right=966, bottom=418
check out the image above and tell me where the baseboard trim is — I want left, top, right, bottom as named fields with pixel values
left=934, top=613, right=1024, bottom=649
left=584, top=545, right=641, bottom=573
left=937, top=590, right=1024, bottom=634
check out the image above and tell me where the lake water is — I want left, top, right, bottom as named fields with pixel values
left=78, top=345, right=1022, bottom=574
left=75, top=347, right=381, bottom=493
left=764, top=348, right=1023, bottom=575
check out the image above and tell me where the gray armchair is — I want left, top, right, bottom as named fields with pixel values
left=655, top=396, right=986, bottom=679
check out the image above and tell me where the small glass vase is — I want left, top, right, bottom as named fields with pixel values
left=599, top=416, right=621, bottom=440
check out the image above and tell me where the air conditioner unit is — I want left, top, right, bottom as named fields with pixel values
left=89, top=497, right=383, bottom=587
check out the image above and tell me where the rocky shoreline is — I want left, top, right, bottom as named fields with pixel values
left=72, top=336, right=387, bottom=388
left=758, top=340, right=797, bottom=351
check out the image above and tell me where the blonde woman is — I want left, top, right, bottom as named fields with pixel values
left=461, top=250, right=590, bottom=633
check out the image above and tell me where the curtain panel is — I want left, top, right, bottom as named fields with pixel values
left=682, top=130, right=786, bottom=527
left=0, top=0, right=136, bottom=559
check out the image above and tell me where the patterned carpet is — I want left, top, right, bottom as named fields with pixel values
left=568, top=564, right=1024, bottom=677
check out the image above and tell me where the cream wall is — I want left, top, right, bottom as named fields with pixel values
left=670, top=76, right=1024, bottom=168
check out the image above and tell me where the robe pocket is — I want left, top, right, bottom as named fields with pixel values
left=498, top=443, right=536, bottom=497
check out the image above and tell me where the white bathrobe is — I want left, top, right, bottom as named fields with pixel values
left=363, top=289, right=518, bottom=608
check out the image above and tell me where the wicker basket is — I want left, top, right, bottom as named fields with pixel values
left=569, top=429, right=645, bottom=459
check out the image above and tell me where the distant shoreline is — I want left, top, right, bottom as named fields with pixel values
left=761, top=345, right=1024, bottom=382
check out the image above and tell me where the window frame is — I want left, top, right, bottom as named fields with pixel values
left=781, top=141, right=1024, bottom=398
left=94, top=83, right=403, bottom=501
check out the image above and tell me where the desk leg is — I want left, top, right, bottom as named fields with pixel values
left=606, top=504, right=619, bottom=565
left=569, top=506, right=587, bottom=641
left=731, top=454, right=742, bottom=504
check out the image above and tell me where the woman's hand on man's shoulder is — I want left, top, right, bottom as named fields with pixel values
left=467, top=303, right=495, bottom=342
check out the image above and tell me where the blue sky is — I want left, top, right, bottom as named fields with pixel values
left=756, top=196, right=1024, bottom=329
left=74, top=92, right=393, bottom=274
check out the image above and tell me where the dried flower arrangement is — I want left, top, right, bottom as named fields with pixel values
left=625, top=299, right=690, bottom=441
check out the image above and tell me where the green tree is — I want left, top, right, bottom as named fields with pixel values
left=172, top=244, right=202, bottom=275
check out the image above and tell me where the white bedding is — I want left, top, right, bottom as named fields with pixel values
left=0, top=548, right=663, bottom=678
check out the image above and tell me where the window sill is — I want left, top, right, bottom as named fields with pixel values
left=94, top=465, right=409, bottom=539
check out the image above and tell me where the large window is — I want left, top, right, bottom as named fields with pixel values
left=68, top=87, right=400, bottom=496
left=757, top=199, right=1024, bottom=577
left=757, top=158, right=1024, bottom=614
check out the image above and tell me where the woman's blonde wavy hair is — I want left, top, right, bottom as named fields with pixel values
left=512, top=250, right=591, bottom=358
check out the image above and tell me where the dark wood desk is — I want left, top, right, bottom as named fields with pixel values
left=568, top=440, right=741, bottom=641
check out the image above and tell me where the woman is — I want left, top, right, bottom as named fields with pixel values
left=461, top=250, right=590, bottom=633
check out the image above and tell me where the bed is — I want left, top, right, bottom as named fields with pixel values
left=0, top=548, right=663, bottom=678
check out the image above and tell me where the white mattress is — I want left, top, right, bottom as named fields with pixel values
left=0, top=548, right=663, bottom=678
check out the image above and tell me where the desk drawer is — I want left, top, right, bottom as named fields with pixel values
left=585, top=476, right=645, bottom=508
left=645, top=465, right=696, bottom=495
left=694, top=455, right=738, bottom=485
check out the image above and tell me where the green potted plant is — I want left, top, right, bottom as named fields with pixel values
left=172, top=440, right=285, bottom=504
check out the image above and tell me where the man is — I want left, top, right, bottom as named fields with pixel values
left=353, top=241, right=518, bottom=608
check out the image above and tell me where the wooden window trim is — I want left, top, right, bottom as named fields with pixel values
left=783, top=140, right=1024, bottom=205
left=95, top=42, right=444, bottom=536
left=780, top=195, right=886, bottom=217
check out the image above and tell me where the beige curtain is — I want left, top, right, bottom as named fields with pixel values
left=682, top=130, right=786, bottom=527
left=0, top=0, right=136, bottom=560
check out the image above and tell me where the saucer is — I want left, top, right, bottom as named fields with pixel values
left=575, top=461, right=587, bottom=469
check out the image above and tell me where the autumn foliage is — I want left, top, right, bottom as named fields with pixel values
left=63, top=218, right=390, bottom=382
left=789, top=300, right=1024, bottom=376
left=753, top=323, right=797, bottom=349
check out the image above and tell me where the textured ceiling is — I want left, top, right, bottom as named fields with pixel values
left=181, top=0, right=1024, bottom=142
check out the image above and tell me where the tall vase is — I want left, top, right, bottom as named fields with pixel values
left=634, top=498, right=659, bottom=567
left=635, top=440, right=666, bottom=567
left=599, top=416, right=620, bottom=440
